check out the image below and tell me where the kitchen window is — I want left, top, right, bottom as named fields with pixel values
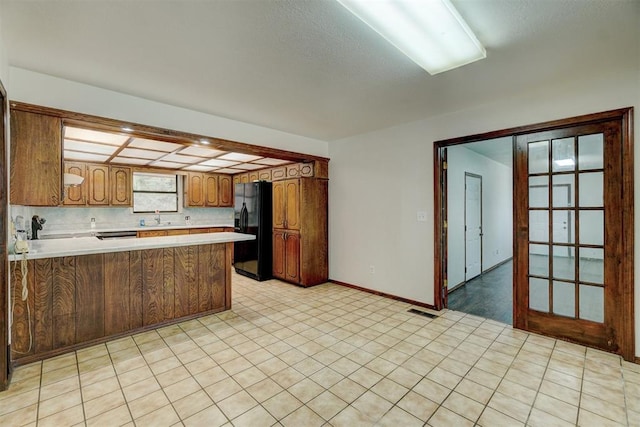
left=132, top=172, right=179, bottom=213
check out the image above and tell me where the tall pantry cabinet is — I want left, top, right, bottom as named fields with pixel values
left=272, top=178, right=328, bottom=287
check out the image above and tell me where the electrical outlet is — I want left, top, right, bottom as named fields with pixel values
left=369, top=265, right=375, bottom=274
left=417, top=211, right=427, bottom=222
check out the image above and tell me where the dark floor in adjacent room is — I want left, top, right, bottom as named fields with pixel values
left=448, top=260, right=513, bottom=325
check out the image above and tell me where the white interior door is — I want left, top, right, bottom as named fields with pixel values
left=465, top=173, right=482, bottom=280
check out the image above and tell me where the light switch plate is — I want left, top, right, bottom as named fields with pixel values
left=417, top=211, right=427, bottom=222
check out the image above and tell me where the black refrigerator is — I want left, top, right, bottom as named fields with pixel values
left=234, top=181, right=272, bottom=281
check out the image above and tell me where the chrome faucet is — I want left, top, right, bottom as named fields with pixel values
left=155, top=211, right=161, bottom=225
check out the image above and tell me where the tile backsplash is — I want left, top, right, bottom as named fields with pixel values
left=10, top=205, right=234, bottom=236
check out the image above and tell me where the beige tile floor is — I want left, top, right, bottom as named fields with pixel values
left=1, top=273, right=640, bottom=426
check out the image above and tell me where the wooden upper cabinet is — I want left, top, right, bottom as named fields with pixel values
left=249, top=171, right=259, bottom=182
left=286, top=164, right=300, bottom=178
left=110, top=166, right=131, bottom=206
left=218, top=175, right=233, bottom=207
left=87, top=165, right=109, bottom=205
left=204, top=174, right=219, bottom=207
left=10, top=110, right=62, bottom=206
left=185, top=172, right=205, bottom=207
left=284, top=179, right=300, bottom=230
left=258, top=169, right=272, bottom=181
left=271, top=167, right=286, bottom=181
left=272, top=181, right=285, bottom=229
left=273, top=179, right=300, bottom=230
left=63, top=162, right=86, bottom=205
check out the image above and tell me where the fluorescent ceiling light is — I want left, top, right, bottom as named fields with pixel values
left=554, top=158, right=575, bottom=167
left=336, top=0, right=486, bottom=75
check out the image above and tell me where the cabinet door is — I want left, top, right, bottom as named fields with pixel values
left=10, top=110, right=62, bottom=206
left=87, top=165, right=109, bottom=205
left=110, top=166, right=131, bottom=206
left=185, top=173, right=205, bottom=207
left=284, top=179, right=300, bottom=230
left=218, top=175, right=233, bottom=207
left=239, top=173, right=250, bottom=184
left=258, top=169, right=272, bottom=181
left=204, top=174, right=219, bottom=206
left=249, top=171, right=259, bottom=182
left=271, top=166, right=286, bottom=181
left=286, top=163, right=300, bottom=178
left=272, top=181, right=286, bottom=229
left=272, top=230, right=286, bottom=279
left=63, top=162, right=86, bottom=205
left=299, top=163, right=314, bottom=177
left=284, top=232, right=301, bottom=283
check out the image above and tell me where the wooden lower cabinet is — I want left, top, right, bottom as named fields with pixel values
left=10, top=242, right=232, bottom=363
left=138, top=227, right=231, bottom=237
left=273, top=230, right=300, bottom=284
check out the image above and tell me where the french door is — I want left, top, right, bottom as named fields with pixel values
left=514, top=114, right=633, bottom=359
left=434, top=108, right=633, bottom=360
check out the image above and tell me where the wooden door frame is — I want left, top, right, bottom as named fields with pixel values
left=0, top=79, right=8, bottom=390
left=433, top=107, right=634, bottom=361
left=464, top=172, right=483, bottom=281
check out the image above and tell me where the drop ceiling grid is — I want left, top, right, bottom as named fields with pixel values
left=62, top=125, right=292, bottom=174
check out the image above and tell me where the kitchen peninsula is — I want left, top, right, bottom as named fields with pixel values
left=9, top=232, right=254, bottom=364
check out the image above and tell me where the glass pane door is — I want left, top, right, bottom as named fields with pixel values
left=514, top=114, right=631, bottom=359
left=526, top=133, right=604, bottom=321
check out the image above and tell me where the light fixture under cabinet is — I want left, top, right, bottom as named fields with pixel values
left=336, top=0, right=486, bottom=75
left=63, top=172, right=84, bottom=187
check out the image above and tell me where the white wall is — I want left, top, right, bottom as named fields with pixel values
left=8, top=67, right=329, bottom=159
left=328, top=61, right=640, bottom=353
left=447, top=145, right=513, bottom=288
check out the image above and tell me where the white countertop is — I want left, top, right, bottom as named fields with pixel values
left=39, top=222, right=234, bottom=238
left=9, top=232, right=254, bottom=261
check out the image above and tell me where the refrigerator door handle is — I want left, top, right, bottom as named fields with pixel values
left=240, top=202, right=248, bottom=232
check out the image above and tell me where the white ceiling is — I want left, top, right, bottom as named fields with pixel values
left=464, top=137, right=513, bottom=168
left=2, top=0, right=638, bottom=142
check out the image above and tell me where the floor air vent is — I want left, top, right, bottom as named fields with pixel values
left=408, top=308, right=438, bottom=319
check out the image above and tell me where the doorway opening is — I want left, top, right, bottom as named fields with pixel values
left=433, top=108, right=634, bottom=361
left=444, top=139, right=514, bottom=325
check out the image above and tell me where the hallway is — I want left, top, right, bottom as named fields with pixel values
left=448, top=260, right=513, bottom=325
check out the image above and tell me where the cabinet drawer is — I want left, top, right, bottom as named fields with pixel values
left=166, top=229, right=189, bottom=236
left=189, top=228, right=210, bottom=234
left=137, top=230, right=168, bottom=238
